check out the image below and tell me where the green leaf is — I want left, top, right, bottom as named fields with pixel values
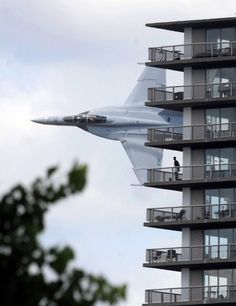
left=49, top=246, right=74, bottom=274
left=46, top=166, right=58, bottom=178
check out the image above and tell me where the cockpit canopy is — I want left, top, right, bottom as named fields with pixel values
left=63, top=112, right=107, bottom=124
left=77, top=114, right=107, bottom=124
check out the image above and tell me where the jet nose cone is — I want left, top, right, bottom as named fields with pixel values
left=31, top=116, right=76, bottom=126
left=31, top=117, right=48, bottom=124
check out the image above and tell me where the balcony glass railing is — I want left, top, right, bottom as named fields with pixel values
left=146, top=203, right=236, bottom=224
left=146, top=243, right=236, bottom=264
left=145, top=284, right=236, bottom=304
left=147, top=81, right=236, bottom=102
left=148, top=41, right=236, bottom=62
left=147, top=122, right=236, bottom=144
left=146, top=163, right=236, bottom=183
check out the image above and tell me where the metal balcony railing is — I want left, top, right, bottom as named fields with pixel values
left=146, top=163, right=236, bottom=184
left=146, top=243, right=236, bottom=264
left=148, top=41, right=236, bottom=62
left=145, top=284, right=236, bottom=304
left=147, top=122, right=236, bottom=144
left=147, top=81, right=236, bottom=103
left=146, top=203, right=236, bottom=224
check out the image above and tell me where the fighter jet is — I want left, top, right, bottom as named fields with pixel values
left=32, top=67, right=182, bottom=184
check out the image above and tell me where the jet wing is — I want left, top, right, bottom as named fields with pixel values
left=124, top=67, right=166, bottom=106
left=122, top=67, right=165, bottom=183
left=121, top=133, right=163, bottom=184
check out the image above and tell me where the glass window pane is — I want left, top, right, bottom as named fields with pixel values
left=221, top=68, right=236, bottom=83
left=206, top=107, right=236, bottom=138
left=205, top=189, right=219, bottom=204
left=204, top=269, right=235, bottom=299
left=232, top=269, right=236, bottom=283
left=205, top=229, right=218, bottom=258
left=219, top=269, right=232, bottom=284
left=207, top=29, right=221, bottom=43
left=220, top=189, right=234, bottom=218
left=206, top=29, right=221, bottom=52
left=206, top=68, right=236, bottom=98
left=220, top=108, right=233, bottom=123
left=206, top=149, right=217, bottom=164
left=205, top=188, right=236, bottom=219
left=219, top=229, right=233, bottom=245
left=206, top=109, right=220, bottom=125
left=220, top=188, right=234, bottom=204
left=220, top=148, right=234, bottom=166
left=205, top=189, right=219, bottom=218
left=220, top=108, right=234, bottom=133
left=204, top=270, right=218, bottom=299
left=207, top=69, right=221, bottom=84
left=204, top=270, right=218, bottom=285
left=221, top=28, right=235, bottom=43
left=206, top=70, right=221, bottom=97
left=219, top=269, right=232, bottom=298
left=205, top=148, right=236, bottom=175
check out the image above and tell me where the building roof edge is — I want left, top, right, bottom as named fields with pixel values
left=146, top=17, right=236, bottom=32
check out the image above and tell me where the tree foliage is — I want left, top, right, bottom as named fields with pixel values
left=0, top=163, right=126, bottom=306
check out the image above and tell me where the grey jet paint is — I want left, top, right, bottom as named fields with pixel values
left=32, top=67, right=182, bottom=184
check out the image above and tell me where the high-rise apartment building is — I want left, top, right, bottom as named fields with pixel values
left=143, top=17, right=236, bottom=305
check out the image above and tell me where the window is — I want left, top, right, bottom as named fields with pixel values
left=207, top=29, right=221, bottom=44
left=207, top=68, right=236, bottom=84
left=205, top=148, right=236, bottom=172
left=205, top=229, right=235, bottom=259
left=206, top=68, right=236, bottom=98
left=206, top=27, right=236, bottom=49
left=205, top=188, right=236, bottom=219
left=206, top=108, right=236, bottom=136
left=204, top=269, right=234, bottom=299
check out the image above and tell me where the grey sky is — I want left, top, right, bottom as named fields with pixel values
left=1, top=1, right=236, bottom=305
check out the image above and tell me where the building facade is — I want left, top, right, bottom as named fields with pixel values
left=143, top=17, right=236, bottom=305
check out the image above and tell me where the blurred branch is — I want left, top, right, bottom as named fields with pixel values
left=0, top=163, right=126, bottom=306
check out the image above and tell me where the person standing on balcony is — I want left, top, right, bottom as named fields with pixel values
left=173, top=156, right=180, bottom=180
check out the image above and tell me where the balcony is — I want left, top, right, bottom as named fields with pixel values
left=146, top=82, right=236, bottom=110
left=144, top=285, right=236, bottom=305
left=144, top=244, right=236, bottom=271
left=146, top=41, right=236, bottom=71
left=143, top=163, right=236, bottom=190
left=145, top=204, right=236, bottom=231
left=146, top=122, right=236, bottom=151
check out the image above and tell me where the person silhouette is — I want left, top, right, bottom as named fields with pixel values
left=173, top=157, right=180, bottom=180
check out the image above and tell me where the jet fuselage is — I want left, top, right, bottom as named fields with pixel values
left=32, top=105, right=182, bottom=141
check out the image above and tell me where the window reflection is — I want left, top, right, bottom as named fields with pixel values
left=204, top=269, right=234, bottom=299
left=205, top=188, right=236, bottom=219
left=206, top=68, right=236, bottom=98
left=207, top=27, right=236, bottom=50
left=205, top=148, right=236, bottom=176
left=207, top=68, right=236, bottom=84
left=222, top=28, right=236, bottom=43
left=205, top=228, right=236, bottom=259
left=206, top=108, right=236, bottom=137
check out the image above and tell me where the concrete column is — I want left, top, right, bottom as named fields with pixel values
left=181, top=268, right=190, bottom=300
left=183, top=67, right=192, bottom=140
left=182, top=181, right=191, bottom=299
left=183, top=148, right=191, bottom=179
left=184, top=27, right=192, bottom=58
left=190, top=271, right=204, bottom=300
left=184, top=67, right=192, bottom=101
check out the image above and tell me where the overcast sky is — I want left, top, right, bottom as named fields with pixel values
left=1, top=1, right=236, bottom=305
